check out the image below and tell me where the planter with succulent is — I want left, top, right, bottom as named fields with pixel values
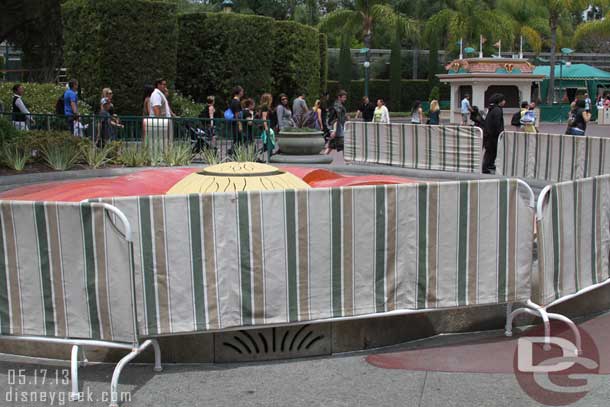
left=277, top=112, right=325, bottom=155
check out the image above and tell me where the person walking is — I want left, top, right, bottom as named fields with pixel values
left=141, top=85, right=155, bottom=144
left=482, top=93, right=506, bottom=174
left=373, top=98, right=390, bottom=124
left=311, top=99, right=323, bottom=129
left=11, top=83, right=34, bottom=130
left=325, top=90, right=348, bottom=154
left=428, top=100, right=440, bottom=125
left=355, top=96, right=375, bottom=122
left=461, top=94, right=473, bottom=125
left=410, top=100, right=424, bottom=124
left=520, top=102, right=538, bottom=133
left=292, top=92, right=309, bottom=125
left=148, top=79, right=174, bottom=150
left=276, top=93, right=295, bottom=130
left=567, top=99, right=590, bottom=136
left=584, top=93, right=592, bottom=112
left=100, top=88, right=115, bottom=115
left=227, top=86, right=244, bottom=146
left=64, top=79, right=79, bottom=134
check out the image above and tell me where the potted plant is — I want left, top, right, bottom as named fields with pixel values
left=277, top=111, right=325, bottom=155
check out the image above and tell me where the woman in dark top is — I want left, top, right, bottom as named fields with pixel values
left=568, top=99, right=590, bottom=136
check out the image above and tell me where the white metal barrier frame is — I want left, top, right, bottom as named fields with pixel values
left=503, top=183, right=610, bottom=354
left=0, top=203, right=162, bottom=407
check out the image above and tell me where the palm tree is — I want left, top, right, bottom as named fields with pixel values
left=424, top=0, right=515, bottom=55
left=497, top=0, right=547, bottom=54
left=537, top=0, right=586, bottom=103
left=318, top=0, right=416, bottom=51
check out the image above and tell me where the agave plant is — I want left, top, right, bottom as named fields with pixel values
left=162, top=142, right=193, bottom=167
left=81, top=143, right=116, bottom=169
left=1, top=144, right=29, bottom=171
left=41, top=144, right=82, bottom=171
left=118, top=144, right=151, bottom=167
left=231, top=144, right=258, bottom=162
left=200, top=148, right=220, bottom=165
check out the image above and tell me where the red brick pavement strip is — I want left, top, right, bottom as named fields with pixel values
left=366, top=312, right=610, bottom=374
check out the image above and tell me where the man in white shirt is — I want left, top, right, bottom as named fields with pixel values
left=150, top=79, right=173, bottom=118
left=148, top=79, right=174, bottom=149
left=461, top=94, right=473, bottom=125
left=12, top=84, right=34, bottom=130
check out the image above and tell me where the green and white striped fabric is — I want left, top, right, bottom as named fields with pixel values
left=497, top=131, right=610, bottom=182
left=535, top=175, right=610, bottom=306
left=99, top=179, right=533, bottom=337
left=0, top=201, right=137, bottom=344
left=344, top=122, right=483, bottom=173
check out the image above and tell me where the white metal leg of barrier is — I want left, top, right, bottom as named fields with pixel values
left=546, top=312, right=583, bottom=355
left=504, top=303, right=513, bottom=336
left=109, top=339, right=162, bottom=407
left=70, top=345, right=81, bottom=401
left=507, top=302, right=582, bottom=355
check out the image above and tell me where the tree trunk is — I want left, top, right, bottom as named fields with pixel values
left=547, top=23, right=558, bottom=104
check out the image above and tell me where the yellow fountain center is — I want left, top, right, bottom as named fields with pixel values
left=166, top=162, right=310, bottom=195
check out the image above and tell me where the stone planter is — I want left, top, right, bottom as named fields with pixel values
left=277, top=129, right=325, bottom=155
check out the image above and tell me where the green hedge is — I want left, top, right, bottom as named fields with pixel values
left=327, top=80, right=450, bottom=112
left=271, top=21, right=320, bottom=101
left=319, top=33, right=328, bottom=93
left=176, top=12, right=322, bottom=105
left=62, top=0, right=178, bottom=114
left=176, top=12, right=275, bottom=105
left=0, top=82, right=91, bottom=115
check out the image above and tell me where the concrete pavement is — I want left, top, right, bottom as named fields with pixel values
left=1, top=312, right=609, bottom=406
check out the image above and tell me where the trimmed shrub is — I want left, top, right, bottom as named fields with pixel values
left=0, top=82, right=92, bottom=115
left=389, top=26, right=402, bottom=111
left=62, top=0, right=178, bottom=115
left=319, top=33, right=329, bottom=94
left=338, top=34, right=352, bottom=93
left=271, top=21, right=320, bottom=101
left=176, top=12, right=275, bottom=106
left=327, top=80, right=450, bottom=112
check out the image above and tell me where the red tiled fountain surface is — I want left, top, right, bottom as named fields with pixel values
left=0, top=167, right=419, bottom=202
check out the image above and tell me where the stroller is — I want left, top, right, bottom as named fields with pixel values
left=186, top=124, right=216, bottom=157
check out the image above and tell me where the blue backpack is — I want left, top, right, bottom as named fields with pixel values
left=224, top=108, right=235, bottom=121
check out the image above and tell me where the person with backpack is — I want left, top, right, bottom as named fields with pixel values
left=63, top=79, right=79, bottom=134
left=520, top=102, right=538, bottom=133
left=511, top=101, right=529, bottom=130
left=12, top=84, right=34, bottom=130
left=226, top=86, right=243, bottom=146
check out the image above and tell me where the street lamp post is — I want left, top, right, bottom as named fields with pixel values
left=559, top=48, right=574, bottom=104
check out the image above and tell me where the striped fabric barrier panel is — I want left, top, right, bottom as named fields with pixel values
left=535, top=175, right=610, bottom=306
left=0, top=201, right=137, bottom=344
left=497, top=131, right=610, bottom=182
left=344, top=122, right=483, bottom=173
left=98, top=179, right=534, bottom=337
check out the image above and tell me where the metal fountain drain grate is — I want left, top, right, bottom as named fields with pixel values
left=214, top=324, right=331, bottom=362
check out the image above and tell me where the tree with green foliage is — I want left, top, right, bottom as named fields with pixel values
left=318, top=0, right=416, bottom=51
left=338, top=33, right=352, bottom=92
left=389, top=24, right=402, bottom=111
left=0, top=0, right=64, bottom=81
left=537, top=0, right=587, bottom=103
left=424, top=0, right=515, bottom=55
left=573, top=10, right=610, bottom=52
